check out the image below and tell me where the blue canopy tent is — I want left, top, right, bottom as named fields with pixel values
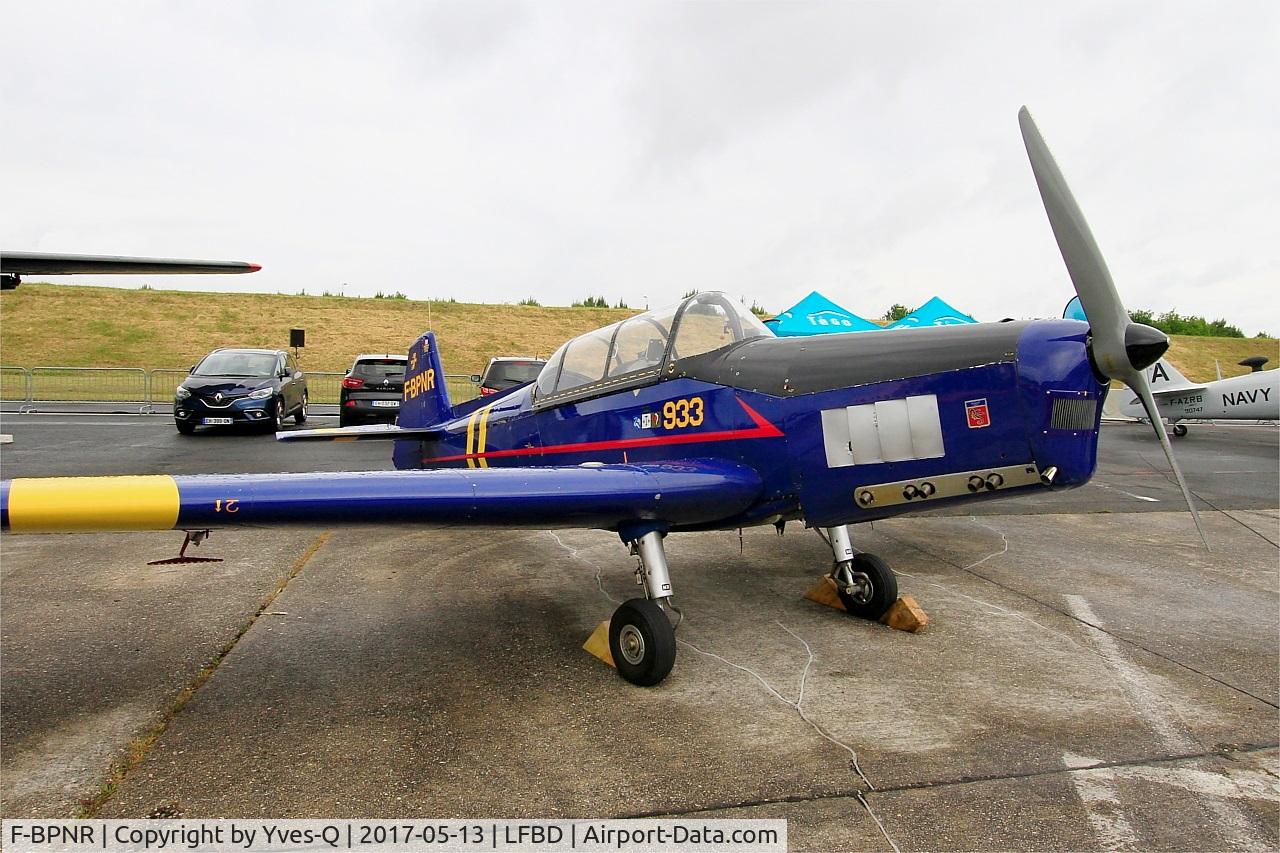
left=887, top=296, right=977, bottom=329
left=764, top=291, right=882, bottom=336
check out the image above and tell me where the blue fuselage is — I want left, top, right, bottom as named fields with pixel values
left=393, top=319, right=1107, bottom=531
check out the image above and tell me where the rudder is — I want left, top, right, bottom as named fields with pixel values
left=1146, top=357, right=1190, bottom=390
left=400, top=331, right=453, bottom=428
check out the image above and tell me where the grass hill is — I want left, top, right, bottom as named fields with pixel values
left=0, top=284, right=634, bottom=375
left=1, top=283, right=1275, bottom=382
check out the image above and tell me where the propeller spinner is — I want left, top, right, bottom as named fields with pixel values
left=1019, top=107, right=1210, bottom=549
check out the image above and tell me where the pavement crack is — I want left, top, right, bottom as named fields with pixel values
left=873, top=520, right=1279, bottom=710
left=76, top=531, right=331, bottom=817
left=623, top=743, right=1279, bottom=821
left=678, top=623, right=901, bottom=852
left=1137, top=451, right=1279, bottom=548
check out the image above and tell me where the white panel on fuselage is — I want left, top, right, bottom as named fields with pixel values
left=906, top=394, right=946, bottom=459
left=821, top=408, right=855, bottom=468
left=874, top=399, right=915, bottom=462
left=847, top=403, right=884, bottom=465
left=822, top=393, right=946, bottom=468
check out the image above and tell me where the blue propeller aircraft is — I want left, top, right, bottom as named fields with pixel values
left=0, top=109, right=1207, bottom=686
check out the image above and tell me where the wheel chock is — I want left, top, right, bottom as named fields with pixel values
left=804, top=575, right=847, bottom=610
left=880, top=596, right=929, bottom=633
left=804, top=577, right=929, bottom=633
left=582, top=620, right=616, bottom=668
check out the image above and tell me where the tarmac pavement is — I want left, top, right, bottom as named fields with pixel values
left=0, top=418, right=1277, bottom=850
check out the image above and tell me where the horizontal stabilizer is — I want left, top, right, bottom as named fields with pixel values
left=0, top=251, right=260, bottom=276
left=1150, top=383, right=1207, bottom=398
left=275, top=424, right=448, bottom=442
left=1, top=460, right=762, bottom=533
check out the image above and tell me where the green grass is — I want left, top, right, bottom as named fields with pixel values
left=1, top=284, right=1274, bottom=384
left=0, top=284, right=634, bottom=375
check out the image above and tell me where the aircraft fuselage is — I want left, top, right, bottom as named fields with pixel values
left=394, top=319, right=1107, bottom=531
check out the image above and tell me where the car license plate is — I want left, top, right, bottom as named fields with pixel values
left=201, top=417, right=234, bottom=425
left=372, top=400, right=400, bottom=408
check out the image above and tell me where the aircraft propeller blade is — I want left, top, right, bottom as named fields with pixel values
left=1018, top=106, right=1210, bottom=549
left=1129, top=375, right=1210, bottom=549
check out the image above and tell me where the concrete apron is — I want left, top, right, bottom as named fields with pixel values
left=1, top=511, right=1276, bottom=851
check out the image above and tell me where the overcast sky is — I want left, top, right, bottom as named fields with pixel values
left=3, top=1, right=1277, bottom=333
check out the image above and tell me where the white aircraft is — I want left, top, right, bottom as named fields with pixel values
left=1117, top=357, right=1278, bottom=436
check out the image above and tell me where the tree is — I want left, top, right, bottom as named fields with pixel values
left=1128, top=308, right=1244, bottom=338
left=883, top=303, right=912, bottom=322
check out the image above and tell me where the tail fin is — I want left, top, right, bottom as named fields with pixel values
left=1146, top=357, right=1190, bottom=390
left=400, top=331, right=453, bottom=428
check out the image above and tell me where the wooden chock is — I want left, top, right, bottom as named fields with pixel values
left=582, top=620, right=615, bottom=668
left=879, top=595, right=929, bottom=633
left=804, top=576, right=930, bottom=633
left=804, top=575, right=847, bottom=611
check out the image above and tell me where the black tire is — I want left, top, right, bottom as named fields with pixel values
left=267, top=398, right=285, bottom=432
left=294, top=392, right=308, bottom=424
left=339, top=412, right=354, bottom=428
left=175, top=420, right=196, bottom=435
left=1172, top=423, right=1188, bottom=437
left=836, top=553, right=898, bottom=620
left=609, top=598, right=676, bottom=687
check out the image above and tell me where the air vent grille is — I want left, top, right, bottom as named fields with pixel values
left=1050, top=396, right=1097, bottom=431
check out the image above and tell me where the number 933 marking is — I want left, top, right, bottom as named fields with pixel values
left=662, top=396, right=704, bottom=429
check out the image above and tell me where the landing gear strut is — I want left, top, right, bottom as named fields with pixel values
left=826, top=525, right=897, bottom=620
left=609, top=529, right=677, bottom=686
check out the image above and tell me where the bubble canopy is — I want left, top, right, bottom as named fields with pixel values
left=534, top=292, right=774, bottom=406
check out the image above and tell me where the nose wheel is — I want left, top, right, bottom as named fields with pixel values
left=826, top=525, right=898, bottom=620
left=832, top=552, right=897, bottom=619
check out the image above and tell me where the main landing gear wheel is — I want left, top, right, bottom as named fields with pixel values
left=609, top=598, right=676, bottom=687
left=1172, top=423, right=1188, bottom=437
left=835, top=553, right=898, bottom=620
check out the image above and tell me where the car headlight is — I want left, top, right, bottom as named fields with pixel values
left=175, top=386, right=191, bottom=400
left=247, top=388, right=273, bottom=400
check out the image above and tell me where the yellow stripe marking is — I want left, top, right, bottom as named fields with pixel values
left=8, top=475, right=180, bottom=533
left=465, top=409, right=482, bottom=469
left=476, top=406, right=494, bottom=469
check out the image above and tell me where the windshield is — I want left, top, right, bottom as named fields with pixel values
left=535, top=291, right=772, bottom=400
left=194, top=351, right=278, bottom=378
left=354, top=359, right=406, bottom=379
left=486, top=360, right=544, bottom=386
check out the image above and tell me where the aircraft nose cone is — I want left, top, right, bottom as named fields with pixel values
left=1124, top=323, right=1169, bottom=371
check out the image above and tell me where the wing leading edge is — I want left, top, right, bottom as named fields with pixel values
left=0, top=252, right=261, bottom=276
left=0, top=460, right=762, bottom=534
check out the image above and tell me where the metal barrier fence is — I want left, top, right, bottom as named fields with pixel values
left=304, top=372, right=344, bottom=405
left=1, top=366, right=31, bottom=406
left=0, top=366, right=482, bottom=410
left=148, top=369, right=190, bottom=404
left=31, top=367, right=149, bottom=406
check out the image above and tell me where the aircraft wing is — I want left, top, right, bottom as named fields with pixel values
left=0, top=251, right=260, bottom=276
left=275, top=424, right=448, bottom=443
left=1, top=460, right=761, bottom=533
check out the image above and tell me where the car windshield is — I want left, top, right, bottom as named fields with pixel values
left=354, top=359, right=406, bottom=379
left=486, top=360, right=544, bottom=386
left=535, top=291, right=772, bottom=399
left=194, top=351, right=278, bottom=378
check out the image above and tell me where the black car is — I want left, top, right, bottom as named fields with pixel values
left=174, top=348, right=308, bottom=434
left=339, top=353, right=407, bottom=426
left=472, top=356, right=546, bottom=397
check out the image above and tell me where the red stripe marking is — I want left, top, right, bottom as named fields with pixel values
left=429, top=398, right=783, bottom=464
